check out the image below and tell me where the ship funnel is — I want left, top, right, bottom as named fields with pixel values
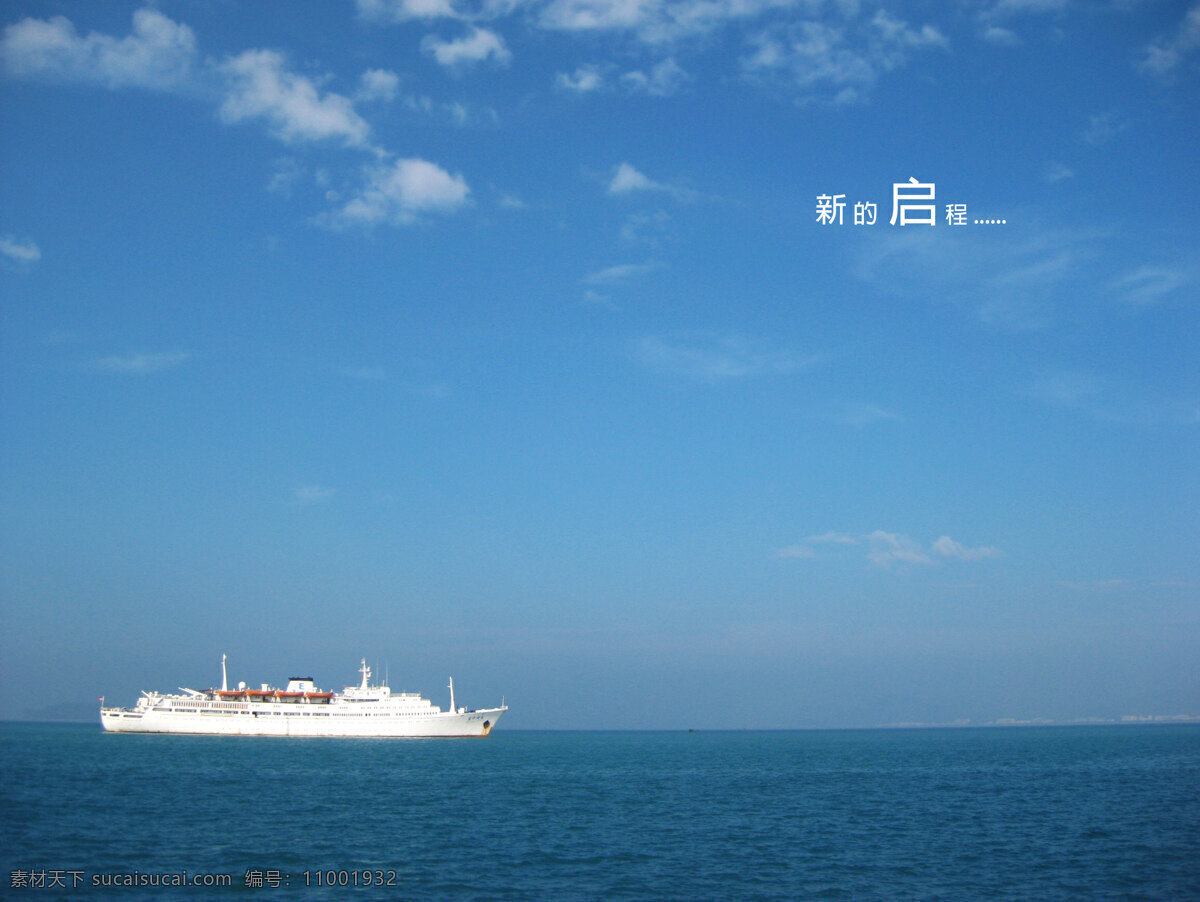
left=221, top=653, right=228, bottom=692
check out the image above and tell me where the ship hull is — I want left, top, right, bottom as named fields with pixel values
left=100, top=705, right=504, bottom=738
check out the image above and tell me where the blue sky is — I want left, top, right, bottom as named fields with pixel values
left=1, top=0, right=1196, bottom=728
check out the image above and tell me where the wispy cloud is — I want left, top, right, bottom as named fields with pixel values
left=742, top=9, right=947, bottom=105
left=1042, top=161, right=1074, bottom=184
left=339, top=366, right=450, bottom=396
left=556, top=58, right=688, bottom=96
left=638, top=334, right=819, bottom=381
left=779, top=531, right=1002, bottom=568
left=294, top=484, right=336, bottom=504
left=865, top=530, right=934, bottom=567
left=92, top=351, right=193, bottom=375
left=1110, top=265, right=1190, bottom=307
left=1139, top=3, right=1200, bottom=76
left=356, top=0, right=460, bottom=23
left=1031, top=371, right=1107, bottom=408
left=583, top=261, right=658, bottom=284
left=855, top=224, right=1102, bottom=332
left=982, top=25, right=1021, bottom=46
left=1083, top=111, right=1126, bottom=146
left=620, top=57, right=689, bottom=96
left=607, top=162, right=695, bottom=201
left=0, top=8, right=197, bottom=92
left=974, top=0, right=1067, bottom=43
left=837, top=403, right=903, bottom=427
left=1030, top=371, right=1200, bottom=426
left=619, top=210, right=672, bottom=246
left=987, top=0, right=1068, bottom=13
left=581, top=288, right=619, bottom=310
left=931, top=536, right=1002, bottom=561
left=538, top=0, right=793, bottom=44
left=808, top=532, right=859, bottom=545
left=266, top=157, right=303, bottom=197
left=0, top=234, right=41, bottom=264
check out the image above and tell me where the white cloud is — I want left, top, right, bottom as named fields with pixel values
left=335, top=158, right=471, bottom=226
left=0, top=235, right=41, bottom=263
left=1139, top=3, right=1200, bottom=76
left=556, top=64, right=606, bottom=92
left=620, top=57, right=688, bottom=96
left=0, top=8, right=197, bottom=92
left=742, top=10, right=946, bottom=104
left=1084, top=111, right=1126, bottom=146
left=356, top=0, right=460, bottom=21
left=357, top=68, right=401, bottom=102
left=620, top=209, right=671, bottom=245
left=982, top=25, right=1020, bottom=46
left=637, top=334, right=818, bottom=380
left=93, top=351, right=192, bottom=375
left=266, top=157, right=303, bottom=196
left=837, top=403, right=902, bottom=426
left=583, top=261, right=658, bottom=284
left=581, top=288, right=619, bottom=310
left=400, top=93, right=495, bottom=127
left=608, top=162, right=661, bottom=194
left=866, top=530, right=932, bottom=568
left=538, top=0, right=793, bottom=43
left=744, top=22, right=871, bottom=104
left=932, top=536, right=1002, bottom=561
left=989, top=0, right=1068, bottom=13
left=974, top=0, right=1067, bottom=40
left=607, top=162, right=695, bottom=200
left=868, top=9, right=947, bottom=54
left=855, top=225, right=1103, bottom=332
left=539, top=0, right=659, bottom=34
left=1042, top=161, right=1074, bottom=184
left=219, top=50, right=374, bottom=151
left=1031, top=371, right=1200, bottom=426
left=559, top=59, right=687, bottom=96
left=1111, top=266, right=1189, bottom=307
left=779, top=531, right=1003, bottom=568
left=423, top=27, right=511, bottom=67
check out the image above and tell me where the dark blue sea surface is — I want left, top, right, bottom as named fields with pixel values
left=2, top=724, right=1198, bottom=900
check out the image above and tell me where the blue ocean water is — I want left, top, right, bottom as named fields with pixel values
left=2, top=724, right=1198, bottom=900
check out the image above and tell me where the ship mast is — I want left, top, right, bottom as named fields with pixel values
left=221, top=654, right=228, bottom=692
left=448, top=676, right=456, bottom=713
left=360, top=658, right=370, bottom=690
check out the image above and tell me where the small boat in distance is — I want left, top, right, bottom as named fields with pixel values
left=101, top=656, right=507, bottom=737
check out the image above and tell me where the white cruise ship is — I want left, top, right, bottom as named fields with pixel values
left=100, top=657, right=506, bottom=738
